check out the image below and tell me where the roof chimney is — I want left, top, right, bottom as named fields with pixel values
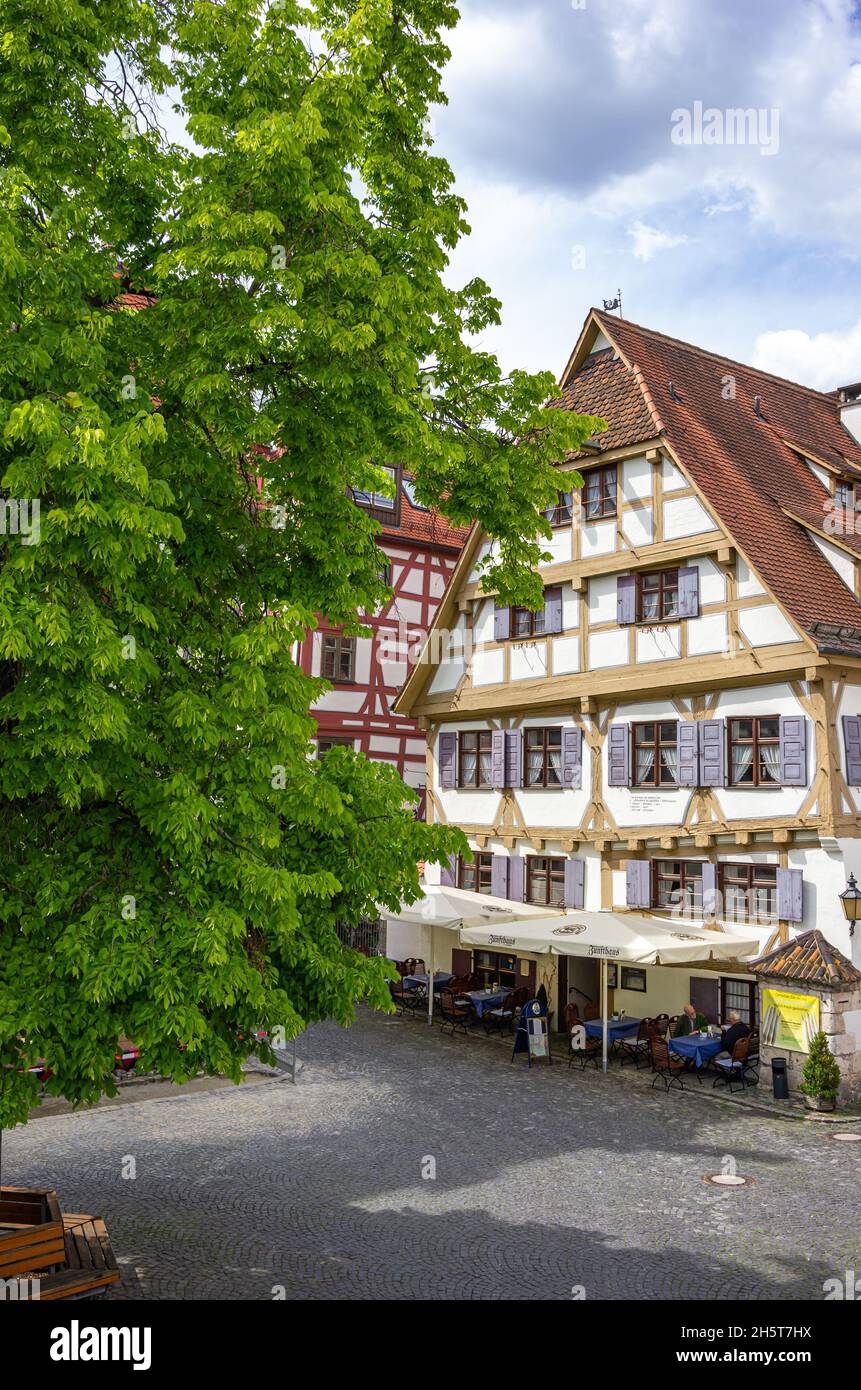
left=838, top=382, right=861, bottom=446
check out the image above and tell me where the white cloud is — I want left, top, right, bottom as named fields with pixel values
left=629, top=221, right=688, bottom=262
left=752, top=321, right=861, bottom=391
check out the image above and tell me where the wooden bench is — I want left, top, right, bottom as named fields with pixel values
left=30, top=1214, right=122, bottom=1300
left=1, top=1188, right=122, bottom=1301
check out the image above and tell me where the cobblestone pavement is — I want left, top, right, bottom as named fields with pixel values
left=5, top=1009, right=861, bottom=1300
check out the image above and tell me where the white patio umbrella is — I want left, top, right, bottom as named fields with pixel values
left=459, top=910, right=761, bottom=1071
left=381, top=884, right=562, bottom=1023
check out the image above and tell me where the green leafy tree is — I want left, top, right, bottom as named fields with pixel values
left=0, top=0, right=601, bottom=1127
left=799, top=1030, right=841, bottom=1104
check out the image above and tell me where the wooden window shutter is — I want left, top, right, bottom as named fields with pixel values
left=494, top=602, right=510, bottom=642
left=440, top=854, right=457, bottom=887
left=616, top=575, right=637, bottom=625
left=490, top=729, right=507, bottom=789
left=504, top=729, right=523, bottom=789
left=544, top=585, right=563, bottom=634
left=677, top=565, right=700, bottom=619
left=676, top=721, right=699, bottom=787
left=564, top=859, right=585, bottom=909
left=698, top=719, right=726, bottom=787
left=490, top=855, right=509, bottom=898
left=561, top=726, right=583, bottom=788
left=842, top=715, right=861, bottom=785
left=779, top=716, right=807, bottom=786
left=607, top=723, right=631, bottom=786
left=438, top=732, right=457, bottom=789
left=701, top=862, right=717, bottom=916
left=451, top=948, right=472, bottom=977
left=625, top=860, right=651, bottom=909
left=690, top=977, right=720, bottom=1024
left=777, top=867, right=803, bottom=923
left=508, top=857, right=525, bottom=902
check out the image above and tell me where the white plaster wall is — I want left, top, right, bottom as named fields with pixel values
left=427, top=613, right=468, bottom=694
left=841, top=401, right=861, bottom=446
left=471, top=648, right=505, bottom=686
left=398, top=566, right=425, bottom=596
left=635, top=626, right=681, bottom=663
left=736, top=556, right=765, bottom=598
left=468, top=539, right=494, bottom=583
left=552, top=634, right=580, bottom=675
left=714, top=683, right=812, bottom=821
left=661, top=457, right=687, bottom=492
left=737, top=603, right=799, bottom=647
left=562, top=583, right=580, bottom=629
left=810, top=532, right=856, bottom=592
left=589, top=629, right=628, bottom=669
left=622, top=504, right=654, bottom=548
left=687, top=612, right=728, bottom=655
left=473, top=597, right=495, bottom=644
left=543, top=528, right=572, bottom=564
left=588, top=573, right=617, bottom=624
left=582, top=519, right=616, bottom=557
left=622, top=455, right=652, bottom=501
left=696, top=555, right=726, bottom=606
left=805, top=458, right=831, bottom=490
left=663, top=494, right=717, bottom=538
left=511, top=642, right=547, bottom=681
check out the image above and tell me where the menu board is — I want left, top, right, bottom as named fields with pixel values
left=761, top=988, right=820, bottom=1053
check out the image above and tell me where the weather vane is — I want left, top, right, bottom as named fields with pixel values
left=603, top=290, right=623, bottom=316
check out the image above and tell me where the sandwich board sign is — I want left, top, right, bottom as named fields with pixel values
left=512, top=999, right=551, bottom=1067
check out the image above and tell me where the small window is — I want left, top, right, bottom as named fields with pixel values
left=543, top=489, right=574, bottom=526
left=511, top=605, right=546, bottom=639
left=378, top=561, right=392, bottom=588
left=321, top=634, right=356, bottom=683
left=653, top=860, right=703, bottom=913
left=524, top=728, right=563, bottom=788
left=728, top=717, right=780, bottom=786
left=583, top=464, right=617, bottom=519
left=352, top=465, right=401, bottom=524
left=459, top=852, right=493, bottom=894
left=720, top=977, right=759, bottom=1028
left=317, top=737, right=354, bottom=757
left=458, top=731, right=493, bottom=788
left=527, top=855, right=566, bottom=906
left=401, top=477, right=430, bottom=511
left=633, top=721, right=679, bottom=786
left=719, top=863, right=778, bottom=923
left=836, top=479, right=855, bottom=510
left=472, top=949, right=518, bottom=989
left=637, top=569, right=679, bottom=623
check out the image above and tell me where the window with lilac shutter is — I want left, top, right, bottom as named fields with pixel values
left=504, top=730, right=523, bottom=789
left=490, top=855, right=509, bottom=899
left=564, top=858, right=585, bottom=909
left=626, top=860, right=651, bottom=909
left=698, top=719, right=726, bottom=787
left=779, top=716, right=807, bottom=787
left=508, top=857, right=525, bottom=902
left=440, top=854, right=457, bottom=887
left=843, top=715, right=861, bottom=785
left=777, top=867, right=803, bottom=923
left=493, top=602, right=510, bottom=642
left=677, top=721, right=699, bottom=786
left=438, top=732, right=457, bottom=789
left=490, top=729, right=507, bottom=789
left=544, top=585, right=563, bottom=634
left=617, top=575, right=637, bottom=626
left=677, top=566, right=700, bottom=619
left=607, top=724, right=631, bottom=786
left=561, top=726, right=583, bottom=788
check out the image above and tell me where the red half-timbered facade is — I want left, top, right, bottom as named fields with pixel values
left=297, top=466, right=469, bottom=800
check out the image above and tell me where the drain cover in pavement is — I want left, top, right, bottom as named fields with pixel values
left=702, top=1173, right=754, bottom=1187
left=830, top=1132, right=861, bottom=1142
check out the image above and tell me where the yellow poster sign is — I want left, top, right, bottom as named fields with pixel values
left=761, top=988, right=820, bottom=1053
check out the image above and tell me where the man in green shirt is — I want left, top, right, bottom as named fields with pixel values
left=673, top=1003, right=708, bottom=1037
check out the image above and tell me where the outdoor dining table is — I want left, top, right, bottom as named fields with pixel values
left=584, top=1017, right=641, bottom=1044
left=402, top=971, right=453, bottom=992
left=668, top=1032, right=723, bottom=1068
left=466, top=987, right=509, bottom=1018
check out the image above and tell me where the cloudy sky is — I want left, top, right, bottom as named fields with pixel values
left=432, top=0, right=861, bottom=389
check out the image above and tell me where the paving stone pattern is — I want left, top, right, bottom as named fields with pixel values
left=5, top=1009, right=860, bottom=1300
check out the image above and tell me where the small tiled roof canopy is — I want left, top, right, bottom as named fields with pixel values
left=554, top=310, right=861, bottom=654
left=751, top=930, right=861, bottom=988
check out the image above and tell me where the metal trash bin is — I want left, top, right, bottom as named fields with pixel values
left=771, top=1056, right=789, bottom=1100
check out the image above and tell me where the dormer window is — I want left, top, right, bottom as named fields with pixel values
left=352, top=465, right=401, bottom=524
left=835, top=478, right=855, bottom=510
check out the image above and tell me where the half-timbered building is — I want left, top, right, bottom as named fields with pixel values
left=393, top=308, right=861, bottom=1028
left=298, top=467, right=469, bottom=802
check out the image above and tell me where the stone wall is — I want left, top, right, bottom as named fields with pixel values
left=757, top=975, right=861, bottom=1104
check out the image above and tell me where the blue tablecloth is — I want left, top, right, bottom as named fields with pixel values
left=584, top=1018, right=641, bottom=1043
left=466, top=988, right=509, bottom=1018
left=669, top=1034, right=723, bottom=1068
left=403, top=971, right=453, bottom=991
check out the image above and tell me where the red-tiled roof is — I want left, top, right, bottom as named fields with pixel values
left=552, top=347, right=655, bottom=456
left=751, top=929, right=861, bottom=986
left=559, top=310, right=861, bottom=649
left=381, top=475, right=470, bottom=551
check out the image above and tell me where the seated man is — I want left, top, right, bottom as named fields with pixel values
left=716, top=1013, right=751, bottom=1059
left=673, top=1002, right=709, bottom=1037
